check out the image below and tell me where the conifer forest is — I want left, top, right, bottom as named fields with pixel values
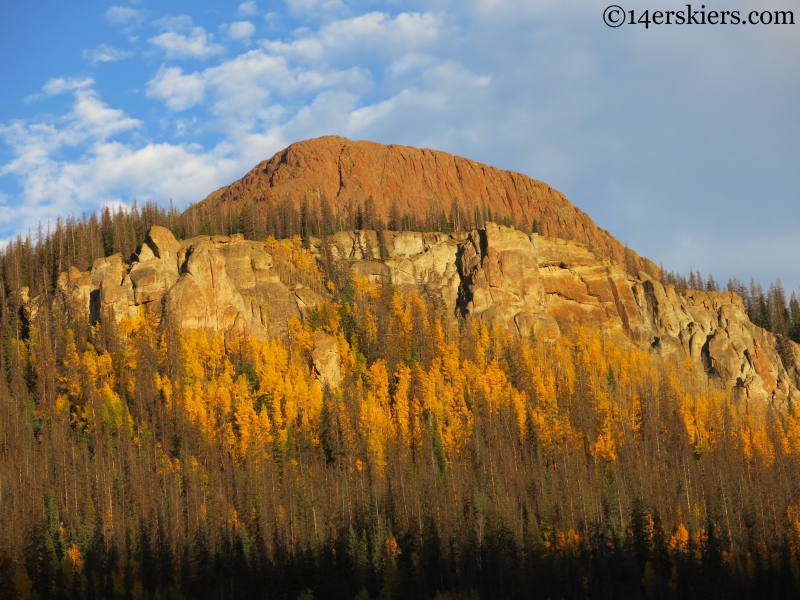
left=2, top=202, right=800, bottom=599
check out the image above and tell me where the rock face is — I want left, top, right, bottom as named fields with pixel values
left=320, top=223, right=800, bottom=405
left=458, top=223, right=552, bottom=335
left=64, top=227, right=322, bottom=341
left=192, top=136, right=658, bottom=277
left=312, top=331, right=342, bottom=389
left=129, top=227, right=181, bottom=307
left=55, top=223, right=800, bottom=405
left=57, top=267, right=94, bottom=321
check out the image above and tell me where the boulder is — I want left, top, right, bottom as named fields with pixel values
left=129, top=249, right=179, bottom=307
left=145, top=225, right=182, bottom=261
left=295, top=287, right=326, bottom=319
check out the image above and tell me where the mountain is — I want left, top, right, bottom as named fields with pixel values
left=6, top=138, right=800, bottom=599
left=189, top=136, right=658, bottom=276
left=48, top=137, right=800, bottom=405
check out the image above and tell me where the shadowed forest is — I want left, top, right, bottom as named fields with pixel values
left=2, top=202, right=800, bottom=599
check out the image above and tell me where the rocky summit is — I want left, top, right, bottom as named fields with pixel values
left=191, top=136, right=658, bottom=276
left=53, top=219, right=800, bottom=406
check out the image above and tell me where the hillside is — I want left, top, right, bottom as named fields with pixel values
left=3, top=140, right=800, bottom=599
left=189, top=136, right=659, bottom=277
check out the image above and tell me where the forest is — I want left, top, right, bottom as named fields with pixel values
left=2, top=200, right=800, bottom=599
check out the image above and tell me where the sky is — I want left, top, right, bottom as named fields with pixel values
left=0, top=0, right=798, bottom=292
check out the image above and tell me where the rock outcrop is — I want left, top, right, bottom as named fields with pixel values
left=312, top=331, right=342, bottom=389
left=58, top=227, right=318, bottom=341
left=328, top=224, right=800, bottom=405
left=191, top=136, right=658, bottom=277
left=55, top=223, right=800, bottom=404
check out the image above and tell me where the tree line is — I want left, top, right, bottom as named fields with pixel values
left=662, top=268, right=800, bottom=345
left=0, top=193, right=589, bottom=304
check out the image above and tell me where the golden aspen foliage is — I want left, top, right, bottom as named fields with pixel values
left=787, top=412, right=800, bottom=456
left=154, top=373, right=174, bottom=412
left=415, top=356, right=471, bottom=456
left=524, top=336, right=576, bottom=453
left=669, top=523, right=690, bottom=554
left=65, top=544, right=83, bottom=574
left=231, top=374, right=258, bottom=462
left=359, top=359, right=393, bottom=473
left=100, top=383, right=131, bottom=434
left=288, top=315, right=314, bottom=361
left=392, top=363, right=412, bottom=445
left=61, top=329, right=83, bottom=400
left=473, top=320, right=490, bottom=369
left=390, top=291, right=413, bottom=359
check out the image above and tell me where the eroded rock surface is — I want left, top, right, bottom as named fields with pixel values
left=458, top=223, right=547, bottom=332
left=55, top=224, right=800, bottom=404
left=312, top=331, right=342, bottom=389
left=324, top=222, right=800, bottom=405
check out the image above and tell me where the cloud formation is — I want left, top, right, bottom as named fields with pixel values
left=105, top=6, right=142, bottom=25
left=261, top=11, right=441, bottom=62
left=83, top=44, right=134, bottom=64
left=237, top=1, right=258, bottom=17
left=0, top=83, right=143, bottom=238
left=149, top=18, right=224, bottom=59
left=41, top=77, right=95, bottom=95
left=224, top=21, right=257, bottom=41
left=146, top=67, right=206, bottom=110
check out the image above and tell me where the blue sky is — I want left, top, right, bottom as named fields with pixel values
left=1, top=0, right=798, bottom=291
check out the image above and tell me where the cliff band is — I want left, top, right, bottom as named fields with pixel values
left=51, top=221, right=800, bottom=406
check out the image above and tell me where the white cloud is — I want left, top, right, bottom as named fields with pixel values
left=3, top=84, right=140, bottom=168
left=145, top=48, right=371, bottom=124
left=261, top=12, right=441, bottom=62
left=147, top=66, right=206, bottom=111
left=152, top=14, right=194, bottom=32
left=323, top=12, right=440, bottom=48
left=237, top=1, right=258, bottom=17
left=41, top=77, right=94, bottom=96
left=149, top=27, right=224, bottom=59
left=226, top=21, right=256, bottom=40
left=0, top=85, right=145, bottom=237
left=83, top=44, right=134, bottom=64
left=174, top=117, right=198, bottom=137
left=106, top=6, right=142, bottom=25
left=389, top=53, right=434, bottom=76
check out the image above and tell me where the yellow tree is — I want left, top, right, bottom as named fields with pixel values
left=359, top=359, right=393, bottom=473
